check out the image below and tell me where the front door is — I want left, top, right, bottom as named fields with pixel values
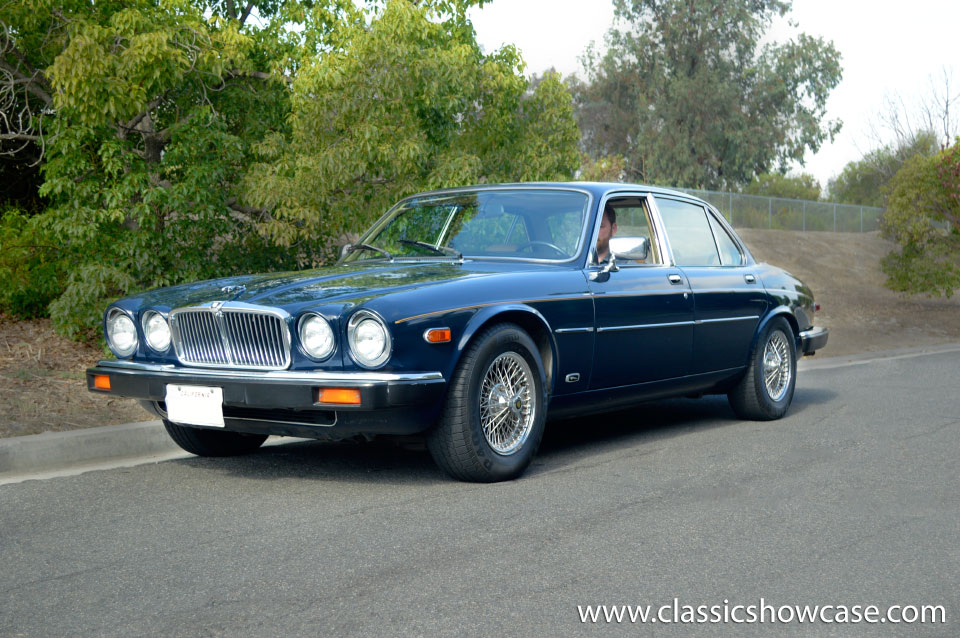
left=586, top=195, right=695, bottom=389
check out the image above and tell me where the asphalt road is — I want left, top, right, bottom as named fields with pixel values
left=2, top=351, right=958, bottom=637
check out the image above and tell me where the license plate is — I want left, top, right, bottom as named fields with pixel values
left=165, top=384, right=225, bottom=428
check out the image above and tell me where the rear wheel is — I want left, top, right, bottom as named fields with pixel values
left=163, top=420, right=267, bottom=457
left=728, top=317, right=797, bottom=420
left=427, top=323, right=547, bottom=482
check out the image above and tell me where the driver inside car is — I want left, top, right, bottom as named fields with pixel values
left=596, top=205, right=618, bottom=263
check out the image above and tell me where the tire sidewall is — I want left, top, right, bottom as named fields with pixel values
left=461, top=325, right=548, bottom=479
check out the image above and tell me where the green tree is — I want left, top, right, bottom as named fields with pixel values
left=578, top=153, right=626, bottom=182
left=744, top=172, right=821, bottom=201
left=245, top=0, right=580, bottom=261
left=827, top=131, right=939, bottom=207
left=1, top=0, right=580, bottom=338
left=574, top=0, right=842, bottom=189
left=881, top=139, right=960, bottom=297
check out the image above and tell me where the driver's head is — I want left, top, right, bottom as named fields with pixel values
left=597, top=205, right=617, bottom=261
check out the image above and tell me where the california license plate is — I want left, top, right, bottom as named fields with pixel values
left=164, top=384, right=225, bottom=428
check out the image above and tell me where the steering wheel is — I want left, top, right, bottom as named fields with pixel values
left=516, top=241, right=567, bottom=258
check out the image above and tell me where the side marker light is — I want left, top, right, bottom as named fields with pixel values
left=423, top=328, right=452, bottom=344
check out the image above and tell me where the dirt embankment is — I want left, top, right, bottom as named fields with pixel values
left=0, top=317, right=149, bottom=437
left=3, top=229, right=960, bottom=438
left=739, top=229, right=960, bottom=357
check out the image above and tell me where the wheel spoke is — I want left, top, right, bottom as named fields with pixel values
left=762, top=331, right=792, bottom=401
left=478, top=351, right=537, bottom=455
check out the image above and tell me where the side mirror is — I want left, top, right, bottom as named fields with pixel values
left=339, top=243, right=353, bottom=261
left=610, top=236, right=649, bottom=262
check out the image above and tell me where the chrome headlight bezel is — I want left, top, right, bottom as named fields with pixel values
left=141, top=310, right=171, bottom=353
left=347, top=310, right=392, bottom=369
left=106, top=308, right=138, bottom=358
left=298, top=312, right=336, bottom=361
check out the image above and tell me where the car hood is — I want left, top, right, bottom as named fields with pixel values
left=133, top=261, right=509, bottom=310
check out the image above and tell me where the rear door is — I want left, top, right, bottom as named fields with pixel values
left=653, top=197, right=767, bottom=374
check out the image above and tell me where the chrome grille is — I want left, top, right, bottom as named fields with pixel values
left=171, top=306, right=291, bottom=370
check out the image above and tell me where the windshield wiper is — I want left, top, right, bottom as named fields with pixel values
left=398, top=239, right=463, bottom=260
left=347, top=243, right=393, bottom=260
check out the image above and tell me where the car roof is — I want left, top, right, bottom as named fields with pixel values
left=405, top=182, right=703, bottom=204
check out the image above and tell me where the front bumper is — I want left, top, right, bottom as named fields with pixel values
left=799, top=326, right=829, bottom=356
left=87, top=360, right=447, bottom=437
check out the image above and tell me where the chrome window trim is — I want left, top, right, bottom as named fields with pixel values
left=96, top=359, right=444, bottom=383
left=589, top=192, right=671, bottom=268
left=169, top=302, right=292, bottom=371
left=705, top=208, right=745, bottom=266
left=706, top=203, right=754, bottom=264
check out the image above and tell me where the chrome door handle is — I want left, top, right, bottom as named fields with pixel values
left=744, top=274, right=756, bottom=284
left=668, top=274, right=683, bottom=285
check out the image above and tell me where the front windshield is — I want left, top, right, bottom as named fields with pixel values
left=345, top=189, right=590, bottom=262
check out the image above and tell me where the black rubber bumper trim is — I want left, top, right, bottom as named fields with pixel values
left=86, top=365, right=446, bottom=411
left=800, top=326, right=829, bottom=355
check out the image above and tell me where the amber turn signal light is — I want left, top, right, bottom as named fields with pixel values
left=318, top=388, right=362, bottom=405
left=423, top=328, right=452, bottom=344
left=93, top=375, right=111, bottom=391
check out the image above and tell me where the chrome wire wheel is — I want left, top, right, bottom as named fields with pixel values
left=479, top=351, right=536, bottom=455
left=762, top=330, right=793, bottom=402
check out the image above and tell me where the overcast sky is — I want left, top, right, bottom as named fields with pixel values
left=468, top=0, right=960, bottom=188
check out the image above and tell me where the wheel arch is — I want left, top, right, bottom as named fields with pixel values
left=753, top=306, right=801, bottom=355
left=454, top=304, right=558, bottom=398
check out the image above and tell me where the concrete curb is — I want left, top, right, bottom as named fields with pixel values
left=798, top=341, right=960, bottom=371
left=0, top=420, right=177, bottom=479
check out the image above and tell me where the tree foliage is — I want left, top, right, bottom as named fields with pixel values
left=0, top=0, right=580, bottom=338
left=827, top=131, right=939, bottom=207
left=245, top=1, right=579, bottom=262
left=881, top=138, right=960, bottom=297
left=574, top=0, right=842, bottom=190
left=743, top=172, right=821, bottom=201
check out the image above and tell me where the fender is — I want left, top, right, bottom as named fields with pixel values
left=448, top=303, right=560, bottom=398
left=750, top=306, right=801, bottom=356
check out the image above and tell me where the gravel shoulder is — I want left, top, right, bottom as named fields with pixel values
left=3, top=229, right=959, bottom=438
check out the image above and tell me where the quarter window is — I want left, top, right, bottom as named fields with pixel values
left=708, top=214, right=743, bottom=266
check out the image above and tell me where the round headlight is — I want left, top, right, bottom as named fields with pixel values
left=348, top=311, right=391, bottom=368
left=142, top=310, right=171, bottom=352
left=106, top=309, right=138, bottom=358
left=299, top=313, right=335, bottom=360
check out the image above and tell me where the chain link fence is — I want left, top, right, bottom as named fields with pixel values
left=674, top=188, right=884, bottom=233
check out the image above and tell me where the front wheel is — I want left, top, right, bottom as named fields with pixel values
left=728, top=317, right=797, bottom=420
left=427, top=323, right=547, bottom=482
left=163, top=420, right=268, bottom=457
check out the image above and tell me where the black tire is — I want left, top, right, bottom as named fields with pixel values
left=427, top=323, right=548, bottom=482
left=728, top=316, right=797, bottom=420
left=163, top=419, right=267, bottom=457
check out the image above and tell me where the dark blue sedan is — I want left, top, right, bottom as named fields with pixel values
left=87, top=183, right=828, bottom=481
